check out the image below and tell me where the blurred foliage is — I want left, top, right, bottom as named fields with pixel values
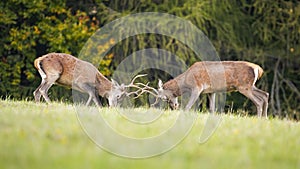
left=0, top=0, right=299, bottom=119
left=0, top=0, right=99, bottom=99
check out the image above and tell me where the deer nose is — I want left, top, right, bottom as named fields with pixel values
left=173, top=103, right=179, bottom=109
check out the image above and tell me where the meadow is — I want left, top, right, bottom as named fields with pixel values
left=0, top=99, right=299, bottom=169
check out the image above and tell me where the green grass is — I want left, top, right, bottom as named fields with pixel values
left=0, top=100, right=299, bottom=169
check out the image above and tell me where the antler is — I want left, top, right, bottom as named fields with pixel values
left=124, top=74, right=147, bottom=88
left=124, top=74, right=149, bottom=97
left=124, top=74, right=162, bottom=106
left=134, top=82, right=161, bottom=106
left=135, top=82, right=159, bottom=96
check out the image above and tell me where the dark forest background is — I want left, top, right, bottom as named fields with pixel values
left=0, top=0, right=299, bottom=119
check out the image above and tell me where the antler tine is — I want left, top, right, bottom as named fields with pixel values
left=125, top=84, right=144, bottom=97
left=150, top=97, right=160, bottom=107
left=132, top=88, right=149, bottom=99
left=126, top=82, right=156, bottom=98
left=136, top=82, right=161, bottom=106
left=135, top=83, right=159, bottom=95
left=125, top=80, right=162, bottom=107
left=133, top=82, right=162, bottom=106
left=124, top=74, right=150, bottom=97
left=125, top=74, right=148, bottom=88
left=134, top=82, right=162, bottom=107
left=124, top=75, right=162, bottom=103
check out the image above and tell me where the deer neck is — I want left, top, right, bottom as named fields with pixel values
left=96, top=73, right=113, bottom=97
left=163, top=79, right=182, bottom=97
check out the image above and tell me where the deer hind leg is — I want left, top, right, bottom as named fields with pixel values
left=38, top=74, right=59, bottom=103
left=33, top=79, right=46, bottom=102
left=253, top=87, right=269, bottom=118
left=238, top=87, right=264, bottom=117
left=34, top=67, right=48, bottom=102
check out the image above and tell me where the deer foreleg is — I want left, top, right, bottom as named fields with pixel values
left=208, top=93, right=216, bottom=113
left=86, top=94, right=93, bottom=106
left=79, top=83, right=102, bottom=107
left=185, top=89, right=201, bottom=111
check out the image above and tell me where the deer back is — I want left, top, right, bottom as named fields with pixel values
left=162, top=61, right=264, bottom=95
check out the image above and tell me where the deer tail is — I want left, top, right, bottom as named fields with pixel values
left=257, top=66, right=264, bottom=80
left=34, top=57, right=47, bottom=79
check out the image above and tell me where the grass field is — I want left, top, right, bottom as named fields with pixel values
left=0, top=100, right=299, bottom=169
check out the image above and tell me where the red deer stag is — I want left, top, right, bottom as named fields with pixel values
left=140, top=61, right=269, bottom=118
left=33, top=53, right=145, bottom=107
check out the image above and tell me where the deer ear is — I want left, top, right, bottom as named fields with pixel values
left=111, top=79, right=120, bottom=87
left=120, top=83, right=126, bottom=91
left=158, top=79, right=163, bottom=90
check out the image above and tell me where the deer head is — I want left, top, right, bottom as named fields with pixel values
left=157, top=79, right=179, bottom=110
left=136, top=79, right=179, bottom=110
left=107, top=79, right=126, bottom=107
left=107, top=74, right=149, bottom=107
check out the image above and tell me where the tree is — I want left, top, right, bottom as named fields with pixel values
left=0, top=0, right=98, bottom=100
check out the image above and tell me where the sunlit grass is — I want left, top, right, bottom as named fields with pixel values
left=0, top=100, right=299, bottom=169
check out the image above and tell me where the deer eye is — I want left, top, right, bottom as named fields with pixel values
left=117, top=95, right=121, bottom=99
